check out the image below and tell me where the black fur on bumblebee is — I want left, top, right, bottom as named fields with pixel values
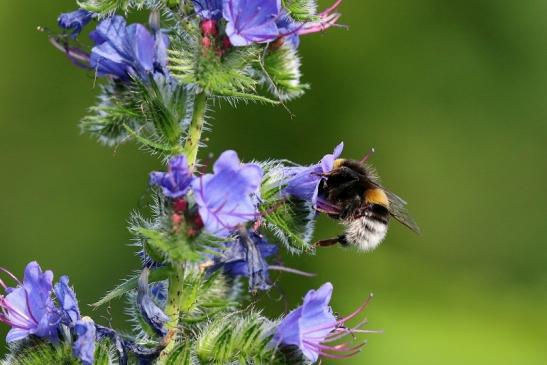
left=314, top=152, right=420, bottom=252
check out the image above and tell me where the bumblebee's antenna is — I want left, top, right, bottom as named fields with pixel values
left=360, top=147, right=375, bottom=164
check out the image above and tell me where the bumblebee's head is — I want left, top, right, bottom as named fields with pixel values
left=333, top=158, right=347, bottom=170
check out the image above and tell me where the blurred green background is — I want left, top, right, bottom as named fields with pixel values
left=1, top=0, right=547, bottom=364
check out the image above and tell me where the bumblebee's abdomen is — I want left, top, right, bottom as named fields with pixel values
left=344, top=205, right=389, bottom=251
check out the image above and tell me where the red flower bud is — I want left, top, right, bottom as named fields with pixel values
left=200, top=19, right=217, bottom=37
left=173, top=198, right=187, bottom=213
left=193, top=214, right=204, bottom=230
left=202, top=36, right=212, bottom=49
left=222, top=36, right=232, bottom=51
left=171, top=213, right=183, bottom=226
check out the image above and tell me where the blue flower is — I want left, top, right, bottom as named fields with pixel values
left=89, top=16, right=169, bottom=81
left=0, top=262, right=60, bottom=343
left=54, top=275, right=81, bottom=325
left=283, top=142, right=344, bottom=207
left=223, top=0, right=282, bottom=46
left=211, top=229, right=277, bottom=290
left=58, top=9, right=93, bottom=38
left=192, top=150, right=263, bottom=237
left=193, top=0, right=224, bottom=19
left=150, top=155, right=194, bottom=198
left=273, top=282, right=369, bottom=362
left=73, top=317, right=96, bottom=365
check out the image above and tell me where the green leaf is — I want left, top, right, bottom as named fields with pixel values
left=138, top=227, right=203, bottom=264
left=164, top=342, right=193, bottom=365
left=170, top=38, right=278, bottom=104
left=81, top=76, right=188, bottom=153
left=2, top=340, right=79, bottom=365
left=91, top=266, right=170, bottom=308
left=94, top=340, right=117, bottom=365
left=78, top=0, right=160, bottom=16
left=178, top=269, right=237, bottom=323
left=215, top=91, right=280, bottom=105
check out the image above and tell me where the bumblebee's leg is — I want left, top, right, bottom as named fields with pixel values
left=314, top=235, right=347, bottom=247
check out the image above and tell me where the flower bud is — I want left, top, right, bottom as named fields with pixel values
left=200, top=19, right=218, bottom=37
left=202, top=36, right=212, bottom=49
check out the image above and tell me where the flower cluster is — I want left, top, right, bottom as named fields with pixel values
left=0, top=262, right=93, bottom=363
left=150, top=151, right=263, bottom=238
left=195, top=0, right=342, bottom=47
left=0, top=1, right=387, bottom=364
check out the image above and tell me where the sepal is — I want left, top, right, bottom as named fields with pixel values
left=282, top=0, right=321, bottom=22
left=1, top=338, right=117, bottom=365
left=261, top=43, right=309, bottom=101
left=195, top=311, right=281, bottom=364
left=259, top=161, right=316, bottom=254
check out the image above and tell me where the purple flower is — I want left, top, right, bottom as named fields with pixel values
left=0, top=262, right=60, bottom=343
left=54, top=275, right=80, bottom=325
left=193, top=0, right=224, bottom=19
left=89, top=16, right=169, bottom=81
left=58, top=9, right=93, bottom=38
left=273, top=282, right=370, bottom=362
left=211, top=230, right=277, bottom=290
left=137, top=269, right=169, bottom=336
left=73, top=317, right=96, bottom=365
left=192, top=150, right=263, bottom=237
left=283, top=142, right=344, bottom=207
left=223, top=0, right=282, bottom=46
left=275, top=13, right=301, bottom=48
left=150, top=155, right=194, bottom=198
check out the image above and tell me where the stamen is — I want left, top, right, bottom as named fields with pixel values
left=360, top=148, right=375, bottom=164
left=0, top=267, right=21, bottom=285
left=0, top=315, right=33, bottom=330
left=319, top=0, right=343, bottom=17
left=268, top=265, right=316, bottom=277
left=48, top=37, right=90, bottom=65
left=0, top=297, right=32, bottom=323
left=305, top=339, right=365, bottom=353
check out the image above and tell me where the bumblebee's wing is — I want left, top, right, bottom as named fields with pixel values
left=383, top=189, right=421, bottom=234
left=367, top=178, right=421, bottom=234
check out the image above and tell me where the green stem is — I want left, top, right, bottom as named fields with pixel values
left=159, top=92, right=208, bottom=362
left=183, top=92, right=208, bottom=169
left=159, top=264, right=184, bottom=362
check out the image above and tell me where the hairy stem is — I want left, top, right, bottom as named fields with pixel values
left=183, top=92, right=208, bottom=169
left=159, top=264, right=185, bottom=363
left=159, top=93, right=208, bottom=362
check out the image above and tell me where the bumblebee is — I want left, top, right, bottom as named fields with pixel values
left=315, top=150, right=420, bottom=251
